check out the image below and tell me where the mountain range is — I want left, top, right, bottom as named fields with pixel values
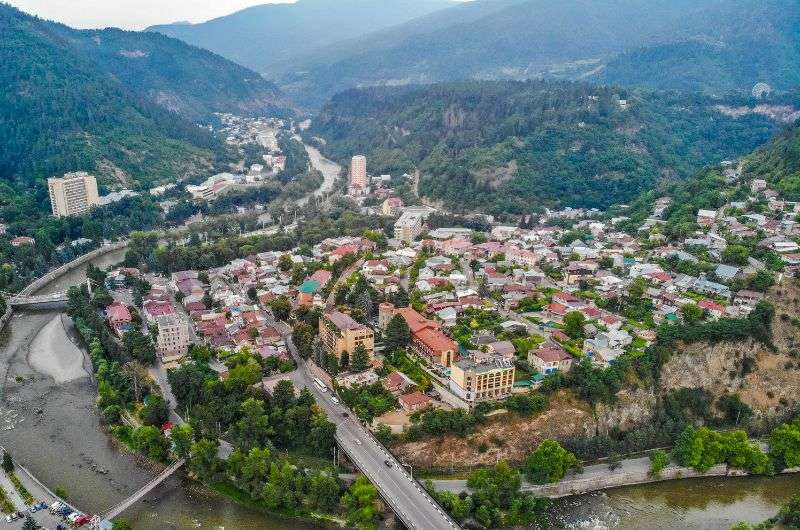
left=147, top=0, right=455, bottom=81
left=151, top=0, right=799, bottom=110
left=0, top=3, right=288, bottom=199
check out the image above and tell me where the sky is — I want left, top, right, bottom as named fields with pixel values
left=6, top=0, right=295, bottom=30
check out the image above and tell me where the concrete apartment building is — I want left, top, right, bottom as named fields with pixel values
left=394, top=211, right=424, bottom=243
left=47, top=172, right=99, bottom=218
left=156, top=314, right=191, bottom=363
left=449, top=354, right=515, bottom=404
left=350, top=155, right=367, bottom=189
left=319, top=310, right=375, bottom=361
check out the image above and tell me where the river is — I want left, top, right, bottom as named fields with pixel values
left=1, top=250, right=797, bottom=530
left=552, top=473, right=800, bottom=529
left=296, top=136, right=340, bottom=207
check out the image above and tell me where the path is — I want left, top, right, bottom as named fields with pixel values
left=432, top=456, right=800, bottom=499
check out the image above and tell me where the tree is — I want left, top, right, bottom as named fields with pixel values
left=309, top=471, right=341, bottom=512
left=525, top=440, right=579, bottom=484
left=384, top=314, right=411, bottom=353
left=123, top=330, right=156, bottom=364
left=681, top=303, right=704, bottom=324
left=341, top=476, right=379, bottom=530
left=648, top=449, right=669, bottom=478
left=133, top=425, right=168, bottom=460
left=391, top=286, right=410, bottom=307
left=190, top=438, right=222, bottom=481
left=374, top=424, right=393, bottom=446
left=721, top=245, right=750, bottom=266
left=779, top=494, right=800, bottom=528
left=229, top=398, right=272, bottom=452
left=22, top=515, right=39, bottom=530
left=247, top=286, right=257, bottom=301
left=141, top=395, right=169, bottom=427
left=112, top=521, right=133, bottom=530
left=563, top=311, right=585, bottom=339
left=350, top=344, right=371, bottom=373
left=309, top=415, right=336, bottom=453
left=1, top=452, right=13, bottom=473
left=271, top=380, right=296, bottom=410
left=356, top=290, right=374, bottom=320
left=268, top=296, right=291, bottom=321
left=171, top=423, right=194, bottom=458
left=769, top=418, right=800, bottom=469
left=278, top=254, right=293, bottom=272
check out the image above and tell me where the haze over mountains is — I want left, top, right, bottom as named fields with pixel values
left=150, top=0, right=800, bottom=109
left=147, top=0, right=455, bottom=81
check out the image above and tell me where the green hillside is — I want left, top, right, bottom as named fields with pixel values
left=744, top=124, right=800, bottom=200
left=596, top=1, right=800, bottom=94
left=0, top=4, right=227, bottom=195
left=307, top=80, right=783, bottom=214
left=47, top=24, right=289, bottom=121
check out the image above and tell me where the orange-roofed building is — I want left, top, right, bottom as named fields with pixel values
left=381, top=304, right=457, bottom=367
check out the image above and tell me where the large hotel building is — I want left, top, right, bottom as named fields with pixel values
left=47, top=172, right=99, bottom=218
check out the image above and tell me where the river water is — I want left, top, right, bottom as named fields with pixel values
left=1, top=249, right=797, bottom=530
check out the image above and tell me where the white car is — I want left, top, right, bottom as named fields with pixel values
left=354, top=439, right=362, bottom=445
left=331, top=396, right=339, bottom=404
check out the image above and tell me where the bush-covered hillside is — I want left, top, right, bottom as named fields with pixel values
left=308, top=80, right=781, bottom=214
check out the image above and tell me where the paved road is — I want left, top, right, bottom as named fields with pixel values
left=283, top=333, right=461, bottom=530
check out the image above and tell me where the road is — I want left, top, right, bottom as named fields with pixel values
left=283, top=333, right=461, bottom=530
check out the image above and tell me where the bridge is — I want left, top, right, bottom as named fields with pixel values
left=284, top=334, right=462, bottom=530
left=89, top=458, right=185, bottom=528
left=1, top=291, right=69, bottom=308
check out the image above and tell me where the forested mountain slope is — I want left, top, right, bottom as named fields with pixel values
left=47, top=24, right=289, bottom=121
left=596, top=0, right=800, bottom=94
left=148, top=0, right=453, bottom=79
left=0, top=5, right=229, bottom=195
left=306, top=81, right=786, bottom=214
left=283, top=0, right=796, bottom=109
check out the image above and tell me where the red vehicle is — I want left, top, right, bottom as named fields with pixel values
left=73, top=514, right=92, bottom=526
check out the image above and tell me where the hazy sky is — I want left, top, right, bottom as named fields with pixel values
left=6, top=0, right=295, bottom=30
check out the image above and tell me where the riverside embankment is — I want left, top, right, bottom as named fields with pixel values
left=0, top=247, right=318, bottom=530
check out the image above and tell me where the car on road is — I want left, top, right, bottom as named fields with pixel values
left=5, top=514, right=15, bottom=523
left=384, top=459, right=393, bottom=467
left=354, top=438, right=362, bottom=445
left=331, top=396, right=339, bottom=404
left=341, top=412, right=349, bottom=417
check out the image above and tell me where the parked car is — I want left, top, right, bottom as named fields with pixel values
left=384, top=459, right=393, bottom=467
left=5, top=514, right=13, bottom=523
left=354, top=438, right=362, bottom=445
left=331, top=396, right=340, bottom=404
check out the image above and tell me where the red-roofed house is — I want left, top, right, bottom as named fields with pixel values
left=106, top=301, right=132, bottom=334
left=698, top=300, right=725, bottom=319
left=383, top=371, right=416, bottom=395
left=142, top=300, right=176, bottom=324
left=529, top=344, right=573, bottom=374
left=329, top=244, right=359, bottom=264
left=398, top=391, right=433, bottom=413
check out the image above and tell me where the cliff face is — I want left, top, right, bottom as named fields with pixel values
left=598, top=279, right=800, bottom=431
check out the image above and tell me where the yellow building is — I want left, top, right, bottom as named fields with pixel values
left=319, top=311, right=374, bottom=361
left=449, top=355, right=515, bottom=404
left=47, top=172, right=99, bottom=218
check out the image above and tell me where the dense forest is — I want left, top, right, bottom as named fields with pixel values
left=308, top=80, right=782, bottom=214
left=0, top=4, right=233, bottom=194
left=47, top=24, right=289, bottom=122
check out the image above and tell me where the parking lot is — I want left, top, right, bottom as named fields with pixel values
left=0, top=464, right=88, bottom=529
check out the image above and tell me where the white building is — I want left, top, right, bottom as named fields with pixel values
left=394, top=212, right=424, bottom=243
left=155, top=314, right=191, bottom=362
left=47, top=172, right=99, bottom=218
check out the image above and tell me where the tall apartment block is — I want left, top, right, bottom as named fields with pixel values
left=47, top=172, right=99, bottom=218
left=349, top=155, right=367, bottom=191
